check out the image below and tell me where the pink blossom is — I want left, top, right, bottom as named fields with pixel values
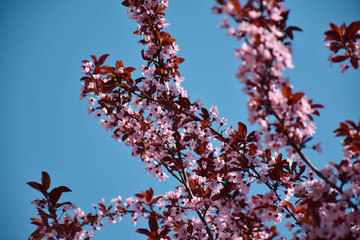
left=111, top=196, right=122, bottom=205
left=82, top=61, right=93, bottom=74
left=31, top=199, right=41, bottom=208
left=93, top=73, right=102, bottom=80
left=157, top=172, right=168, bottom=181
left=341, top=64, right=350, bottom=73
left=210, top=106, right=219, bottom=117
left=116, top=66, right=124, bottom=73
left=88, top=82, right=95, bottom=89
left=248, top=10, right=261, bottom=19
left=47, top=229, right=57, bottom=238
left=101, top=108, right=108, bottom=115
left=321, top=165, right=333, bottom=178
left=62, top=213, right=73, bottom=222
left=74, top=208, right=85, bottom=218
left=219, top=17, right=229, bottom=29
left=313, top=142, right=322, bottom=153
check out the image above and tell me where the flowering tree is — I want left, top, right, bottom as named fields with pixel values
left=28, top=0, right=360, bottom=239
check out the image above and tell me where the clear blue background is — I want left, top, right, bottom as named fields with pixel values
left=1, top=0, right=359, bottom=239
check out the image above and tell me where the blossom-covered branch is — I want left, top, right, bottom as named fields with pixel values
left=28, top=0, right=360, bottom=239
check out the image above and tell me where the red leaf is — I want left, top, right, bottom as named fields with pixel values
left=329, top=42, right=344, bottom=53
left=41, top=172, right=51, bottom=191
left=159, top=227, right=171, bottom=237
left=281, top=85, right=292, bottom=99
left=156, top=4, right=167, bottom=13
left=312, top=110, right=320, bottom=116
left=90, top=55, right=98, bottom=65
left=188, top=179, right=196, bottom=190
left=27, top=181, right=45, bottom=195
left=178, top=97, right=191, bottom=109
left=80, top=76, right=93, bottom=82
left=292, top=92, right=304, bottom=103
left=329, top=23, right=343, bottom=42
left=116, top=60, right=124, bottom=69
left=181, top=118, right=194, bottom=125
left=175, top=57, right=185, bottom=65
left=49, top=186, right=72, bottom=204
left=98, top=54, right=110, bottom=66
left=149, top=213, right=159, bottom=233
left=348, top=145, right=360, bottom=153
left=211, top=193, right=223, bottom=201
left=237, top=122, right=247, bottom=138
left=324, top=30, right=341, bottom=42
left=124, top=67, right=136, bottom=73
left=331, top=55, right=349, bottom=63
left=135, top=193, right=145, bottom=199
left=200, top=108, right=210, bottom=120
left=350, top=57, right=359, bottom=69
left=285, top=26, right=302, bottom=40
left=145, top=188, right=153, bottom=203
left=345, top=120, right=357, bottom=129
left=37, top=208, right=50, bottom=224
left=287, top=26, right=302, bottom=32
left=345, top=20, right=360, bottom=39
left=162, top=37, right=176, bottom=45
left=122, top=133, right=129, bottom=142
left=311, top=104, right=324, bottom=109
left=284, top=200, right=295, bottom=212
left=121, top=0, right=130, bottom=7
left=136, top=228, right=151, bottom=236
left=216, top=0, right=226, bottom=5
left=30, top=218, right=42, bottom=226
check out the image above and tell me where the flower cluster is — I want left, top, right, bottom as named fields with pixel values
left=324, top=21, right=360, bottom=72
left=27, top=172, right=95, bottom=240
left=214, top=0, right=323, bottom=157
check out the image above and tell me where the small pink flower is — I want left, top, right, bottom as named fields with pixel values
left=227, top=27, right=236, bottom=36
left=82, top=61, right=93, bottom=74
left=93, top=74, right=102, bottom=80
left=111, top=196, right=122, bottom=205
left=313, top=142, right=322, bottom=153
left=220, top=117, right=228, bottom=126
left=248, top=10, right=261, bottom=19
left=88, top=82, right=95, bottom=89
left=47, top=229, right=57, bottom=238
left=157, top=199, right=165, bottom=209
left=340, top=64, right=349, bottom=73
left=88, top=97, right=96, bottom=106
left=87, top=107, right=94, bottom=115
left=84, top=61, right=93, bottom=68
left=101, top=108, right=108, bottom=115
left=75, top=208, right=85, bottom=218
left=82, top=67, right=91, bottom=74
left=174, top=75, right=184, bottom=87
left=63, top=213, right=73, bottom=222
left=108, top=215, right=117, bottom=224
left=158, top=172, right=168, bottom=181
left=321, top=165, right=333, bottom=178
left=285, top=220, right=293, bottom=232
left=210, top=106, right=219, bottom=117
left=32, top=199, right=41, bottom=208
left=219, top=17, right=229, bottom=28
left=116, top=67, right=124, bottom=73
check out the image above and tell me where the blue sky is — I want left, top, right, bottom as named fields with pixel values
left=0, top=0, right=359, bottom=239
